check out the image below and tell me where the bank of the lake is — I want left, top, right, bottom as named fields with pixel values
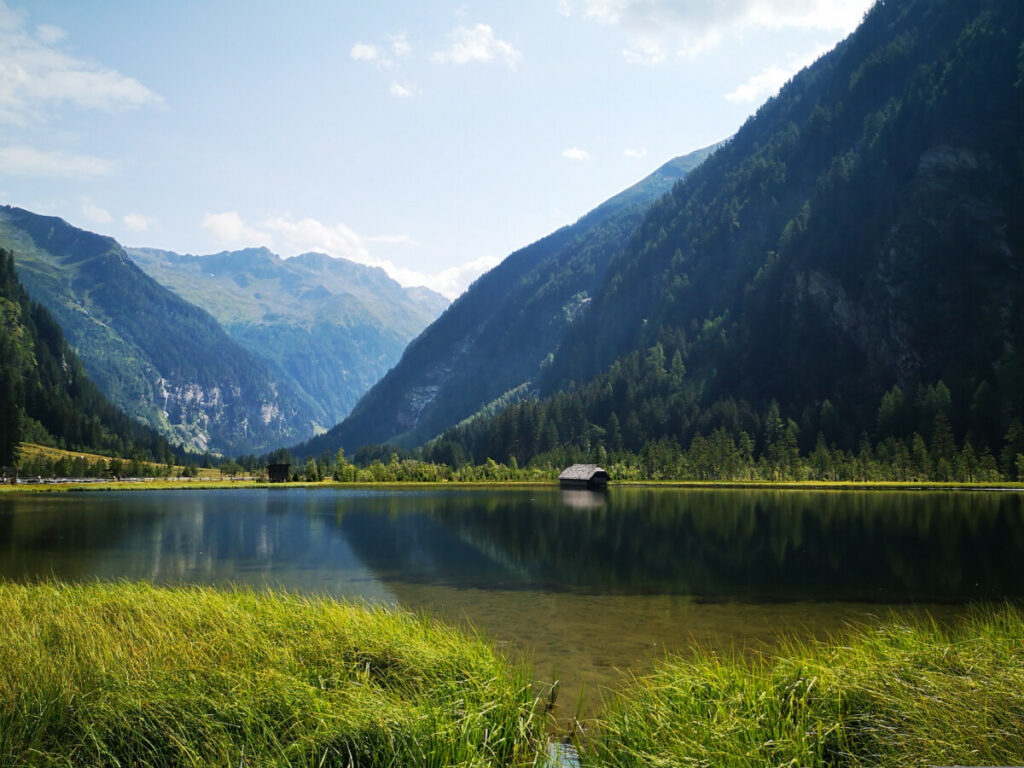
left=4, top=477, right=1024, bottom=494
left=589, top=605, right=1024, bottom=768
left=0, top=581, right=546, bottom=767
left=2, top=583, right=1023, bottom=767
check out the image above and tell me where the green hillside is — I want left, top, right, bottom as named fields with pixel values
left=295, top=143, right=718, bottom=458
left=0, top=207, right=311, bottom=455
left=0, top=249, right=173, bottom=467
left=127, top=247, right=448, bottom=430
left=424, top=0, right=1024, bottom=479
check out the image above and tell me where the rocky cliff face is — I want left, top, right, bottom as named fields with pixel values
left=127, top=247, right=449, bottom=432
left=0, top=207, right=308, bottom=455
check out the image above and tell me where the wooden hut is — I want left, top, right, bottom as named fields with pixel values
left=267, top=463, right=291, bottom=483
left=558, top=464, right=609, bottom=489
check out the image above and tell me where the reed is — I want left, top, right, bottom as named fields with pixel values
left=584, top=606, right=1024, bottom=767
left=0, top=581, right=546, bottom=767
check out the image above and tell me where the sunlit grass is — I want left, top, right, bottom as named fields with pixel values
left=0, top=581, right=546, bottom=767
left=584, top=606, right=1024, bottom=767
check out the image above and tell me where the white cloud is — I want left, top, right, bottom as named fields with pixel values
left=389, top=33, right=411, bottom=59
left=0, top=1, right=162, bottom=125
left=566, top=0, right=873, bottom=60
left=622, top=39, right=666, bottom=65
left=123, top=213, right=155, bottom=232
left=432, top=23, right=521, bottom=67
left=35, top=24, right=65, bottom=44
left=562, top=147, right=592, bottom=161
left=624, top=147, right=647, bottom=158
left=202, top=212, right=272, bottom=248
left=349, top=42, right=379, bottom=61
left=389, top=82, right=412, bottom=98
left=81, top=202, right=112, bottom=224
left=366, top=233, right=417, bottom=246
left=205, top=212, right=491, bottom=298
left=724, top=64, right=790, bottom=103
left=724, top=44, right=829, bottom=103
left=263, top=215, right=369, bottom=261
left=0, top=144, right=112, bottom=177
left=385, top=253, right=500, bottom=299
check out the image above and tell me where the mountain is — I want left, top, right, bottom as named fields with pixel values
left=428, top=0, right=1024, bottom=473
left=295, top=143, right=719, bottom=457
left=126, top=247, right=448, bottom=431
left=0, top=249, right=173, bottom=467
left=0, top=207, right=311, bottom=455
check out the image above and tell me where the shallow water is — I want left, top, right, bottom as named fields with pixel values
left=1, top=486, right=1021, bottom=714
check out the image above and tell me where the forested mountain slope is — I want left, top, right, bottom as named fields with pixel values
left=429, top=0, right=1024, bottom=476
left=0, top=207, right=309, bottom=454
left=296, top=144, right=717, bottom=457
left=0, top=249, right=173, bottom=467
left=128, top=247, right=448, bottom=430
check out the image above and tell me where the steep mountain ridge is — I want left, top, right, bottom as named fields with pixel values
left=0, top=207, right=309, bottom=454
left=127, top=246, right=448, bottom=430
left=0, top=249, right=173, bottom=466
left=295, top=143, right=718, bottom=457
left=430, top=0, right=1024, bottom=471
left=545, top=0, right=1023, bottom=421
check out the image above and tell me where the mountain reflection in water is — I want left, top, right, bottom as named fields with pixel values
left=1, top=487, right=1022, bottom=602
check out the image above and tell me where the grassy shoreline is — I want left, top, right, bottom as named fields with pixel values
left=586, top=606, right=1024, bottom=767
left=1, top=583, right=1022, bottom=766
left=0, top=582, right=547, bottom=767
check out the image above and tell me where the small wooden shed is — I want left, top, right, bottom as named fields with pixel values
left=558, top=464, right=609, bottom=489
left=267, top=463, right=291, bottom=483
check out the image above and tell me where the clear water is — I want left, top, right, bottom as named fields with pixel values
left=2, top=486, right=1022, bottom=713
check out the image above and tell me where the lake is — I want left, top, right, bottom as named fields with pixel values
left=2, top=486, right=1022, bottom=713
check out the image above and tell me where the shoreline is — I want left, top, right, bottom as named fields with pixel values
left=3, top=477, right=1023, bottom=494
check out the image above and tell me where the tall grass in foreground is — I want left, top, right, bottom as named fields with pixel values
left=585, top=606, right=1024, bottom=767
left=0, top=582, right=546, bottom=767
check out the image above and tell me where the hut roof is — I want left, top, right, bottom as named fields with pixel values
left=558, top=464, right=608, bottom=481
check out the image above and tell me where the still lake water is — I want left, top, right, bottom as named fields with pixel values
left=2, top=486, right=1023, bottom=710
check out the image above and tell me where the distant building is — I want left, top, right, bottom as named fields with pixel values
left=267, top=463, right=290, bottom=483
left=558, top=464, right=609, bottom=489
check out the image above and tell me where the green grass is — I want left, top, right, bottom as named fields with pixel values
left=4, top=584, right=1024, bottom=767
left=0, top=582, right=547, bottom=767
left=584, top=606, right=1024, bottom=767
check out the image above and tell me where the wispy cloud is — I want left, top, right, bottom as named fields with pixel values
left=388, top=33, right=411, bottom=59
left=202, top=212, right=271, bottom=249
left=563, top=0, right=872, bottom=61
left=0, top=144, right=112, bottom=177
left=389, top=82, right=413, bottom=98
left=349, top=42, right=379, bottom=62
left=199, top=211, right=492, bottom=298
left=623, top=147, right=647, bottom=158
left=724, top=44, right=830, bottom=103
left=0, top=1, right=162, bottom=125
left=80, top=202, right=112, bottom=223
left=432, top=23, right=521, bottom=67
left=123, top=213, right=155, bottom=232
left=562, top=147, right=592, bottom=161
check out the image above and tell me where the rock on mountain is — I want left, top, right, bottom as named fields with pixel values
left=0, top=207, right=309, bottom=455
left=127, top=246, right=448, bottom=432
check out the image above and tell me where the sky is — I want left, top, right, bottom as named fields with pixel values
left=0, top=0, right=874, bottom=298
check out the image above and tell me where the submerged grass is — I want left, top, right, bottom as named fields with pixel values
left=0, top=581, right=546, bottom=767
left=584, top=606, right=1024, bottom=767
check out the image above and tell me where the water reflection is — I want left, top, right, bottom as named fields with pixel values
left=1, top=488, right=1022, bottom=603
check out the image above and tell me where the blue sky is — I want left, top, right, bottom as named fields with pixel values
left=0, top=0, right=873, bottom=297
